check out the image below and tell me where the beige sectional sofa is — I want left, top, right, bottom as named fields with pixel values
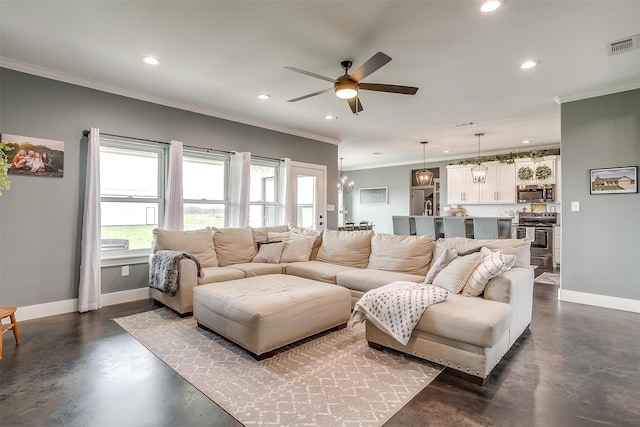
left=149, top=225, right=534, bottom=383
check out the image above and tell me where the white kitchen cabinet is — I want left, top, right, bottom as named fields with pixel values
left=447, top=165, right=480, bottom=204
left=553, top=225, right=561, bottom=267
left=447, top=162, right=515, bottom=205
left=515, top=156, right=557, bottom=185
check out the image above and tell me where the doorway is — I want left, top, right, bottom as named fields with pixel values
left=290, top=162, right=327, bottom=231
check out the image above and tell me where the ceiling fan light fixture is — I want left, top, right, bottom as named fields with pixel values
left=335, top=80, right=358, bottom=99
left=415, top=141, right=434, bottom=186
left=480, top=0, right=502, bottom=13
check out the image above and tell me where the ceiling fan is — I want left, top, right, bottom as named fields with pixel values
left=285, top=52, right=419, bottom=114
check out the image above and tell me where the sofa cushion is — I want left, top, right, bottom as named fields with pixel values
left=462, top=247, right=516, bottom=297
left=414, top=293, right=513, bottom=348
left=432, top=252, right=482, bottom=294
left=227, top=262, right=284, bottom=277
left=252, top=225, right=290, bottom=246
left=424, top=248, right=458, bottom=284
left=336, top=269, right=425, bottom=294
left=213, top=227, right=257, bottom=267
left=433, top=237, right=531, bottom=268
left=285, top=261, right=358, bottom=284
left=367, top=233, right=435, bottom=275
left=280, top=237, right=315, bottom=263
left=316, top=230, right=373, bottom=268
left=252, top=242, right=285, bottom=264
left=152, top=227, right=218, bottom=268
left=197, top=266, right=245, bottom=285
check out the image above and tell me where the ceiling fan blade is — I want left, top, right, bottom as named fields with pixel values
left=350, top=52, right=392, bottom=82
left=359, top=83, right=419, bottom=95
left=284, top=66, right=336, bottom=83
left=287, top=87, right=333, bottom=102
left=347, top=97, right=364, bottom=114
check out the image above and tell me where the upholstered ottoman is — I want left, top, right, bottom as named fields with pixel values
left=193, top=274, right=351, bottom=360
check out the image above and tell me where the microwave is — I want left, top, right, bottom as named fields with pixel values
left=517, top=184, right=555, bottom=203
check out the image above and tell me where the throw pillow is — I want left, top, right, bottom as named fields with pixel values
left=267, top=231, right=291, bottom=242
left=424, top=248, right=458, bottom=284
left=280, top=236, right=315, bottom=263
left=252, top=242, right=285, bottom=263
left=462, top=247, right=516, bottom=297
left=432, top=252, right=482, bottom=294
left=152, top=227, right=218, bottom=268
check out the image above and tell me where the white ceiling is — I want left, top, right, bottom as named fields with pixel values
left=1, top=1, right=639, bottom=170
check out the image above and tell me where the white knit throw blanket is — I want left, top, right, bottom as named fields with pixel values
left=350, top=281, right=449, bottom=346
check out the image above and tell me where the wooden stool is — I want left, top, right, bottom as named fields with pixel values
left=1, top=306, right=20, bottom=360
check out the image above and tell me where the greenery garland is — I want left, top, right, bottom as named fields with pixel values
left=535, top=164, right=552, bottom=180
left=517, top=166, right=534, bottom=181
left=449, top=148, right=560, bottom=166
left=0, top=142, right=11, bottom=196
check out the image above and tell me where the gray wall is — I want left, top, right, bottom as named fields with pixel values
left=0, top=68, right=338, bottom=307
left=344, top=161, right=449, bottom=234
left=561, top=89, right=640, bottom=300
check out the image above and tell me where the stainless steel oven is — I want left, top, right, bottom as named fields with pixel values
left=516, top=212, right=557, bottom=267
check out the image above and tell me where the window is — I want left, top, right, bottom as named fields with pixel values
left=183, top=151, right=228, bottom=230
left=99, top=140, right=165, bottom=257
left=249, top=159, right=279, bottom=227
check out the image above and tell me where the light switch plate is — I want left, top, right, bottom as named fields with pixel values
left=122, top=265, right=130, bottom=276
left=327, top=204, right=335, bottom=211
left=571, top=201, right=580, bottom=212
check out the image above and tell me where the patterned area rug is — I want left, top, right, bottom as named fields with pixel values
left=535, top=272, right=561, bottom=285
left=115, top=308, right=443, bottom=427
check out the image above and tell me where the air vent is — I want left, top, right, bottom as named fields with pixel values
left=608, top=35, right=639, bottom=56
left=455, top=121, right=477, bottom=128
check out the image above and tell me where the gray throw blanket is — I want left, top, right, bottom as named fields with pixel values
left=349, top=281, right=448, bottom=346
left=149, top=250, right=203, bottom=296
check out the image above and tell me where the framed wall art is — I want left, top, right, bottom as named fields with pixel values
left=359, top=187, right=388, bottom=204
left=1, top=133, right=64, bottom=178
left=589, top=166, right=637, bottom=194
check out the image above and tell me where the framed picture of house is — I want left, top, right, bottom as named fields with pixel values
left=359, top=187, right=388, bottom=204
left=589, top=166, right=637, bottom=194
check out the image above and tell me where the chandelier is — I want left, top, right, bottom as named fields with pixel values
left=337, top=157, right=354, bottom=192
left=471, top=132, right=488, bottom=183
left=415, top=141, right=433, bottom=185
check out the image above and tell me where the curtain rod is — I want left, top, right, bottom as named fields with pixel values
left=81, top=129, right=283, bottom=162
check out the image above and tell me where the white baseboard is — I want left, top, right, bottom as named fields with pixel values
left=8, top=288, right=151, bottom=323
left=558, top=289, right=640, bottom=313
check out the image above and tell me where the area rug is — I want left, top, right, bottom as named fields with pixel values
left=114, top=308, right=443, bottom=427
left=535, top=272, right=561, bottom=285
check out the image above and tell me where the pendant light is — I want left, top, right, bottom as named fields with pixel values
left=415, top=141, right=434, bottom=186
left=471, top=133, right=488, bottom=183
left=337, top=157, right=354, bottom=192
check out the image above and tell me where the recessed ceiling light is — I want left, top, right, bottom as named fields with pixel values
left=142, top=56, right=160, bottom=65
left=257, top=94, right=271, bottom=100
left=444, top=150, right=451, bottom=153
left=520, top=60, right=539, bottom=70
left=480, top=0, right=502, bottom=13
left=522, top=140, right=531, bottom=144
left=325, top=115, right=337, bottom=120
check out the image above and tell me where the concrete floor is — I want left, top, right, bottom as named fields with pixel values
left=1, top=275, right=639, bottom=427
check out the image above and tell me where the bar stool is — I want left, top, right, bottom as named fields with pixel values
left=392, top=216, right=411, bottom=235
left=414, top=216, right=436, bottom=239
left=1, top=306, right=20, bottom=360
left=443, top=217, right=467, bottom=238
left=473, top=218, right=500, bottom=240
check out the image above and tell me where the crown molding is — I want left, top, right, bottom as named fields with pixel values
left=555, top=78, right=640, bottom=104
left=0, top=57, right=341, bottom=146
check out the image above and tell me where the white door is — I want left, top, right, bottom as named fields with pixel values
left=290, top=162, right=327, bottom=231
